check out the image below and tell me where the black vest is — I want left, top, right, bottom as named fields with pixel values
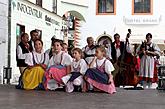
left=16, top=42, right=31, bottom=67
left=111, top=41, right=124, bottom=63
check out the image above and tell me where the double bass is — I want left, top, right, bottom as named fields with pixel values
left=115, top=29, right=139, bottom=87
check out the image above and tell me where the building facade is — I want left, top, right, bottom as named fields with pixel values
left=80, top=0, right=165, bottom=49
left=0, top=0, right=88, bottom=84
left=0, top=0, right=9, bottom=83
left=10, top=0, right=65, bottom=83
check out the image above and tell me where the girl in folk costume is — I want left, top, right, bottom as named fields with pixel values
left=137, top=33, right=160, bottom=89
left=62, top=42, right=69, bottom=53
left=22, top=39, right=49, bottom=90
left=84, top=46, right=116, bottom=94
left=82, top=37, right=96, bottom=65
left=62, top=48, right=88, bottom=93
left=44, top=39, right=72, bottom=90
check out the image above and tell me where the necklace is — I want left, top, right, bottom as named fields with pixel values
left=53, top=53, right=62, bottom=65
left=73, top=60, right=80, bottom=71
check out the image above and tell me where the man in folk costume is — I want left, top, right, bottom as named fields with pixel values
left=29, top=30, right=39, bottom=51
left=111, top=33, right=132, bottom=78
left=82, top=37, right=96, bottom=65
left=16, top=33, right=32, bottom=74
left=137, top=33, right=160, bottom=89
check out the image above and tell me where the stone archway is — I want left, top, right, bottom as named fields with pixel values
left=96, top=32, right=112, bottom=45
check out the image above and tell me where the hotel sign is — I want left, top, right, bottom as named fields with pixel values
left=123, top=16, right=161, bottom=25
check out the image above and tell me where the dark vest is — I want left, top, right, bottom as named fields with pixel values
left=111, top=41, right=124, bottom=63
left=16, top=42, right=31, bottom=67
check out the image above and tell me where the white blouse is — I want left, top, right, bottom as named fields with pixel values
left=49, top=51, right=72, bottom=66
left=71, top=59, right=88, bottom=75
left=16, top=45, right=28, bottom=59
left=25, top=51, right=49, bottom=66
left=93, top=57, right=115, bottom=74
left=114, top=42, right=133, bottom=59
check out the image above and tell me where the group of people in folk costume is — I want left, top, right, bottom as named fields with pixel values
left=16, top=29, right=161, bottom=94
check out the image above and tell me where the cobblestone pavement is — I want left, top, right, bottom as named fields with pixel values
left=0, top=85, right=165, bottom=109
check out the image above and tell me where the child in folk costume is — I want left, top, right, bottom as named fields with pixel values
left=22, top=39, right=49, bottom=90
left=62, top=42, right=69, bottom=53
left=44, top=39, right=72, bottom=90
left=84, top=46, right=116, bottom=94
left=62, top=48, right=88, bottom=93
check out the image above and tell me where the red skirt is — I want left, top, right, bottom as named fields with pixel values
left=44, top=65, right=67, bottom=90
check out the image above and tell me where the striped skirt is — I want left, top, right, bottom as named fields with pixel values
left=85, top=68, right=116, bottom=94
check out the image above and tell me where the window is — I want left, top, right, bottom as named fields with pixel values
left=16, top=24, right=25, bottom=45
left=35, top=29, right=42, bottom=39
left=96, top=0, right=116, bottom=15
left=52, top=0, right=57, bottom=13
left=133, top=0, right=153, bottom=15
left=36, top=0, right=42, bottom=7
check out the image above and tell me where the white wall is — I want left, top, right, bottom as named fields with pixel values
left=57, top=0, right=88, bottom=17
left=0, top=0, right=8, bottom=83
left=27, top=0, right=53, bottom=12
left=80, top=0, right=165, bottom=47
left=27, top=0, right=88, bottom=21
left=61, top=0, right=88, bottom=7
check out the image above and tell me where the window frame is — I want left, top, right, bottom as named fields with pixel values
left=132, top=0, right=153, bottom=15
left=96, top=0, right=116, bottom=15
left=36, top=0, right=42, bottom=7
left=16, top=24, right=25, bottom=45
left=52, top=0, right=57, bottom=14
left=35, top=29, right=42, bottom=39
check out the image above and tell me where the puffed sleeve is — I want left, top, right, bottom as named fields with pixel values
left=92, top=61, right=97, bottom=68
left=16, top=45, right=28, bottom=59
left=153, top=43, right=161, bottom=56
left=79, top=59, right=88, bottom=75
left=61, top=53, right=72, bottom=66
left=25, top=53, right=33, bottom=66
left=105, top=60, right=115, bottom=74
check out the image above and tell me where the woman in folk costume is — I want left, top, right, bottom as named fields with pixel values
left=62, top=48, right=88, bottom=93
left=44, top=39, right=72, bottom=90
left=82, top=37, right=96, bottom=65
left=22, top=39, right=49, bottom=90
left=137, top=33, right=160, bottom=89
left=84, top=46, right=116, bottom=94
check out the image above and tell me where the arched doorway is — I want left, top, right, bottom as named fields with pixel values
left=61, top=10, right=86, bottom=54
left=96, top=32, right=112, bottom=45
